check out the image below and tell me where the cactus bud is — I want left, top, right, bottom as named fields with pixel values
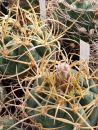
left=56, top=63, right=71, bottom=85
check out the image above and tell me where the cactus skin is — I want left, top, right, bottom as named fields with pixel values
left=0, top=116, right=16, bottom=130
left=26, top=66, right=98, bottom=130
left=0, top=41, right=41, bottom=75
left=0, top=10, right=58, bottom=76
left=0, top=32, right=57, bottom=75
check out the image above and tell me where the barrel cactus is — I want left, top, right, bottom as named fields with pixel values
left=26, top=60, right=98, bottom=130
left=0, top=2, right=59, bottom=77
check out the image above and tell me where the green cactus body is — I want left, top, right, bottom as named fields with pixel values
left=26, top=67, right=98, bottom=130
left=0, top=40, right=41, bottom=75
left=0, top=116, right=16, bottom=130
left=89, top=106, right=98, bottom=126
left=26, top=77, right=73, bottom=130
left=0, top=1, right=59, bottom=76
left=31, top=29, right=57, bottom=57
left=27, top=93, right=73, bottom=130
left=76, top=71, right=98, bottom=127
left=0, top=25, right=58, bottom=76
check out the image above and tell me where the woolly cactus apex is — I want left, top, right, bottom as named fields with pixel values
left=56, top=63, right=71, bottom=85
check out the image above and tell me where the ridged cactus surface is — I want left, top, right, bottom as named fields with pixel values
left=26, top=62, right=98, bottom=130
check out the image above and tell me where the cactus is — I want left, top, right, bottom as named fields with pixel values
left=0, top=1, right=97, bottom=130
left=0, top=116, right=16, bottom=130
left=0, top=2, right=59, bottom=76
left=26, top=62, right=98, bottom=130
left=48, top=0, right=97, bottom=46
